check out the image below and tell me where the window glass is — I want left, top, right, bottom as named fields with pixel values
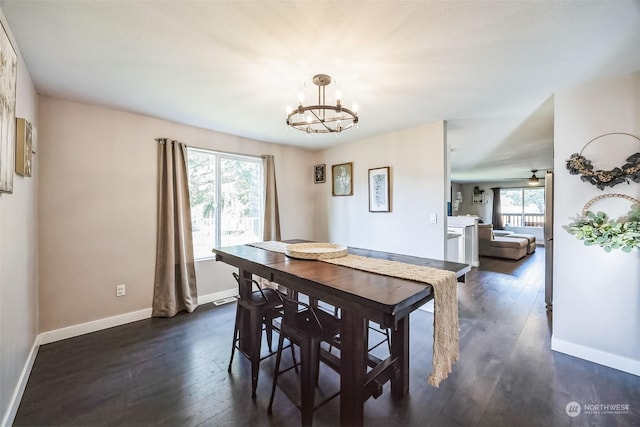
left=524, top=188, right=544, bottom=214
left=220, top=157, right=262, bottom=247
left=187, top=148, right=263, bottom=259
left=499, top=188, right=545, bottom=228
left=500, top=189, right=522, bottom=214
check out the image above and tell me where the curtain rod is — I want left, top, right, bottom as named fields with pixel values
left=188, top=146, right=264, bottom=161
left=156, top=138, right=263, bottom=161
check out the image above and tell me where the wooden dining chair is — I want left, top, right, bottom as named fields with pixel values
left=267, top=294, right=341, bottom=427
left=228, top=272, right=289, bottom=399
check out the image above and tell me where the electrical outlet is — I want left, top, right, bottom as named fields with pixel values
left=116, top=284, right=126, bottom=297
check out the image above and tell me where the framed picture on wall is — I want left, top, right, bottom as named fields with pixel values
left=314, top=164, right=325, bottom=183
left=15, top=118, right=33, bottom=177
left=0, top=21, right=18, bottom=193
left=332, top=162, right=353, bottom=196
left=368, top=166, right=390, bottom=212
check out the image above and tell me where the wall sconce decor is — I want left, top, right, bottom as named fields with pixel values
left=472, top=186, right=486, bottom=205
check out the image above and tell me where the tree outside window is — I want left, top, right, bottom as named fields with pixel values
left=187, top=148, right=263, bottom=259
left=500, top=188, right=545, bottom=227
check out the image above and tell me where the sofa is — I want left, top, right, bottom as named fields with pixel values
left=478, top=224, right=528, bottom=260
left=491, top=229, right=536, bottom=254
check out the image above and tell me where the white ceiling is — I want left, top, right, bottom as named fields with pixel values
left=2, top=1, right=640, bottom=182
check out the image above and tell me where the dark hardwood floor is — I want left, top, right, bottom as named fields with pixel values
left=14, top=248, right=640, bottom=426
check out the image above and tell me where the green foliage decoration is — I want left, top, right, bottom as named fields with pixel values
left=563, top=205, right=640, bottom=253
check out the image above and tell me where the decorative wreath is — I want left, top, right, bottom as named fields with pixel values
left=563, top=193, right=640, bottom=253
left=565, top=133, right=640, bottom=190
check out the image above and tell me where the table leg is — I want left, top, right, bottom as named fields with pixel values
left=339, top=308, right=367, bottom=426
left=391, top=315, right=410, bottom=398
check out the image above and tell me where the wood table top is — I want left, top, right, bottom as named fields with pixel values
left=212, top=240, right=470, bottom=324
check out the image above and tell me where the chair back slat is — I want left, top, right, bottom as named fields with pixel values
left=280, top=295, right=324, bottom=332
left=232, top=272, right=270, bottom=302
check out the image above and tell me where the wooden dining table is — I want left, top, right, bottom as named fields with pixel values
left=212, top=240, right=470, bottom=426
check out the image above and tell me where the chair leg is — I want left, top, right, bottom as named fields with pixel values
left=290, top=338, right=299, bottom=374
left=228, top=303, right=241, bottom=372
left=385, top=327, right=391, bottom=353
left=313, top=344, right=321, bottom=387
left=327, top=306, right=340, bottom=353
left=268, top=332, right=287, bottom=415
left=300, top=340, right=320, bottom=427
left=265, top=315, right=274, bottom=352
left=249, top=309, right=262, bottom=399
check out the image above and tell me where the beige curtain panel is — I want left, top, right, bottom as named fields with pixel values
left=152, top=138, right=198, bottom=317
left=262, top=154, right=281, bottom=241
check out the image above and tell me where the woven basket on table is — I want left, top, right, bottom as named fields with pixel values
left=285, top=242, right=348, bottom=260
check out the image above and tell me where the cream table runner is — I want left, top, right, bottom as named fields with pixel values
left=247, top=241, right=459, bottom=387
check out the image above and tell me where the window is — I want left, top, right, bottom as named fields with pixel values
left=500, top=187, right=545, bottom=227
left=187, top=148, right=263, bottom=259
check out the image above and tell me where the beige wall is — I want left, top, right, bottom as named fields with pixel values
left=552, top=72, right=640, bottom=375
left=312, top=122, right=449, bottom=259
left=37, top=97, right=315, bottom=332
left=0, top=11, right=39, bottom=426
left=35, top=102, right=452, bottom=333
left=36, top=99, right=451, bottom=336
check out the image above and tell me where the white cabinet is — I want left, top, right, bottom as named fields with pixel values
left=447, top=216, right=479, bottom=267
left=446, top=232, right=464, bottom=263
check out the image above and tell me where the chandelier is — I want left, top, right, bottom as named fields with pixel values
left=286, top=74, right=358, bottom=134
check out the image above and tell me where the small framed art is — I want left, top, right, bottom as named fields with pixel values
left=368, top=166, right=390, bottom=212
left=314, top=164, right=325, bottom=183
left=332, top=162, right=353, bottom=196
left=16, top=118, right=32, bottom=177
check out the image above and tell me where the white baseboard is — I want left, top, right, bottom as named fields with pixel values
left=2, top=288, right=238, bottom=427
left=38, top=289, right=237, bottom=345
left=552, top=337, right=640, bottom=377
left=38, top=307, right=153, bottom=345
left=1, top=341, right=39, bottom=427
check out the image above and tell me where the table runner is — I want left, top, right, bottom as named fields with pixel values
left=247, top=241, right=458, bottom=387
